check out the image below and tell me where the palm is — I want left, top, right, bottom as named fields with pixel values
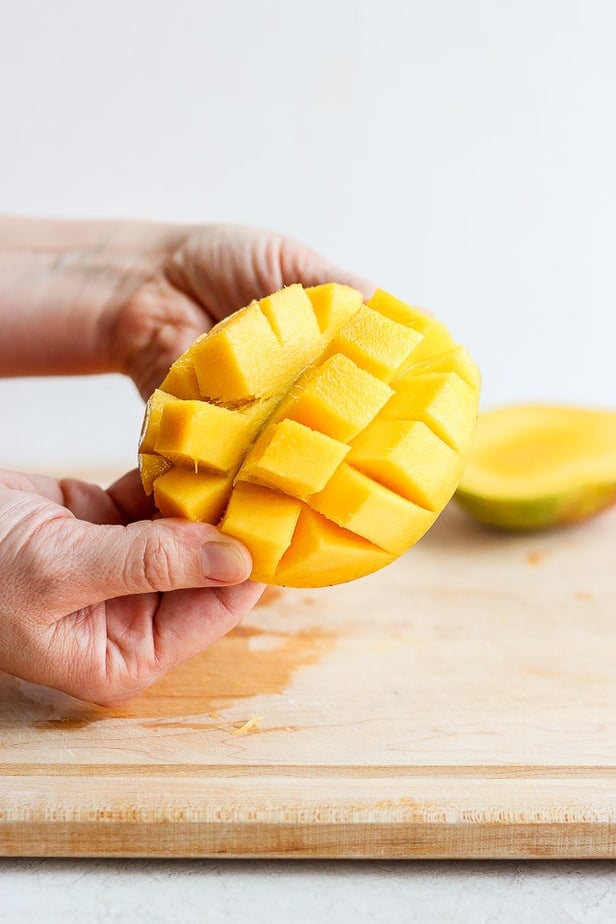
left=116, top=225, right=371, bottom=398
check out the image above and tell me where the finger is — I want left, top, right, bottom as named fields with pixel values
left=0, top=470, right=131, bottom=525
left=29, top=515, right=254, bottom=619
left=278, top=238, right=376, bottom=300
left=107, top=468, right=157, bottom=522
left=180, top=226, right=376, bottom=323
left=59, top=478, right=127, bottom=525
left=23, top=592, right=158, bottom=705
left=150, top=581, right=266, bottom=674
left=0, top=468, right=65, bottom=502
left=52, top=582, right=265, bottom=704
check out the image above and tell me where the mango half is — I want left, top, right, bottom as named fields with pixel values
left=455, top=404, right=616, bottom=530
left=139, top=284, right=480, bottom=586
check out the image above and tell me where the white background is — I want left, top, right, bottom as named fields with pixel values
left=1, top=0, right=615, bottom=471
left=1, top=1, right=616, bottom=919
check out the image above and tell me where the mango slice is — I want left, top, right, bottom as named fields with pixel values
left=139, top=283, right=480, bottom=586
left=154, top=469, right=233, bottom=523
left=241, top=418, right=350, bottom=500
left=324, top=305, right=422, bottom=382
left=455, top=404, right=616, bottom=530
left=160, top=354, right=201, bottom=400
left=275, top=509, right=395, bottom=588
left=221, top=483, right=303, bottom=578
left=283, top=353, right=394, bottom=443
left=155, top=399, right=255, bottom=471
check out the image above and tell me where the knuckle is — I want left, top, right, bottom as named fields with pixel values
left=128, top=527, right=180, bottom=592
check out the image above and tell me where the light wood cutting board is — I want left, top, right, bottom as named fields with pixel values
left=1, top=489, right=615, bottom=859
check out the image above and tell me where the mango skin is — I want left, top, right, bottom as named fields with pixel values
left=456, top=483, right=616, bottom=531
left=140, top=284, right=481, bottom=586
left=455, top=404, right=616, bottom=531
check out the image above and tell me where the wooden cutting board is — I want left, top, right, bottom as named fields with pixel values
left=1, top=496, right=615, bottom=859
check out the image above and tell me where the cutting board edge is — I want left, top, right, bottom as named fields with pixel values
left=1, top=819, right=615, bottom=860
left=3, top=770, right=616, bottom=859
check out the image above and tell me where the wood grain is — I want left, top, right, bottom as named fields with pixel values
left=1, top=491, right=615, bottom=858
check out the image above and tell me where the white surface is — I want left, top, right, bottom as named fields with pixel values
left=1, top=0, right=615, bottom=470
left=2, top=859, right=616, bottom=923
left=1, top=0, right=616, bottom=913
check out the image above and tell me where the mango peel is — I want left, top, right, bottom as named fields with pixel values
left=139, top=283, right=481, bottom=586
left=455, top=404, right=616, bottom=530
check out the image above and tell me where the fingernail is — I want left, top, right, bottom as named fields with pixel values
left=201, top=540, right=250, bottom=582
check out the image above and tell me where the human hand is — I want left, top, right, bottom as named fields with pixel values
left=0, top=468, right=263, bottom=704
left=0, top=218, right=371, bottom=702
left=0, top=218, right=372, bottom=389
left=108, top=223, right=374, bottom=398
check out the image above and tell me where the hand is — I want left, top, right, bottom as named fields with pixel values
left=109, top=223, right=373, bottom=398
left=0, top=468, right=263, bottom=704
left=0, top=218, right=371, bottom=702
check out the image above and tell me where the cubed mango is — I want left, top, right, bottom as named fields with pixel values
left=139, top=283, right=480, bottom=586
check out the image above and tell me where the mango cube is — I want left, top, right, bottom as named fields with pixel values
left=154, top=469, right=233, bottom=522
left=241, top=418, right=349, bottom=499
left=275, top=509, right=395, bottom=587
left=348, top=419, right=459, bottom=511
left=191, top=303, right=283, bottom=401
left=259, top=284, right=321, bottom=349
left=305, top=283, right=363, bottom=334
left=160, top=353, right=202, bottom=399
left=155, top=399, right=254, bottom=471
left=284, top=353, right=393, bottom=442
left=367, top=288, right=432, bottom=328
left=367, top=288, right=455, bottom=366
left=220, top=483, right=302, bottom=581
left=401, top=344, right=481, bottom=392
left=381, top=371, right=477, bottom=453
left=325, top=305, right=423, bottom=382
left=309, top=463, right=435, bottom=554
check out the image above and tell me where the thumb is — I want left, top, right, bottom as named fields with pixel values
left=34, top=516, right=253, bottom=616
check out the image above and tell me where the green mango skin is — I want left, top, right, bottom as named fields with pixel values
left=455, top=482, right=616, bottom=531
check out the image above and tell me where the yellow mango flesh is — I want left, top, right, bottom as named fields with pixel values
left=241, top=418, right=350, bottom=500
left=221, top=483, right=303, bottom=578
left=155, top=399, right=256, bottom=471
left=139, top=452, right=171, bottom=495
left=381, top=371, right=477, bottom=454
left=160, top=355, right=201, bottom=400
left=404, top=344, right=481, bottom=392
left=347, top=419, right=459, bottom=511
left=282, top=353, right=394, bottom=442
left=324, top=305, right=423, bottom=382
left=140, top=283, right=480, bottom=586
left=154, top=469, right=233, bottom=522
left=456, top=404, right=616, bottom=530
left=275, top=509, right=395, bottom=588
left=305, top=283, right=363, bottom=334
left=139, top=389, right=175, bottom=454
left=309, top=463, right=435, bottom=554
left=367, top=289, right=455, bottom=366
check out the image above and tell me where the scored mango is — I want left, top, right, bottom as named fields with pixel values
left=139, top=284, right=481, bottom=586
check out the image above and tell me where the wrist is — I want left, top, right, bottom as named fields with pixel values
left=0, top=216, right=186, bottom=377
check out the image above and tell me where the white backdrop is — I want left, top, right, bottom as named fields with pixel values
left=1, top=0, right=614, bottom=471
